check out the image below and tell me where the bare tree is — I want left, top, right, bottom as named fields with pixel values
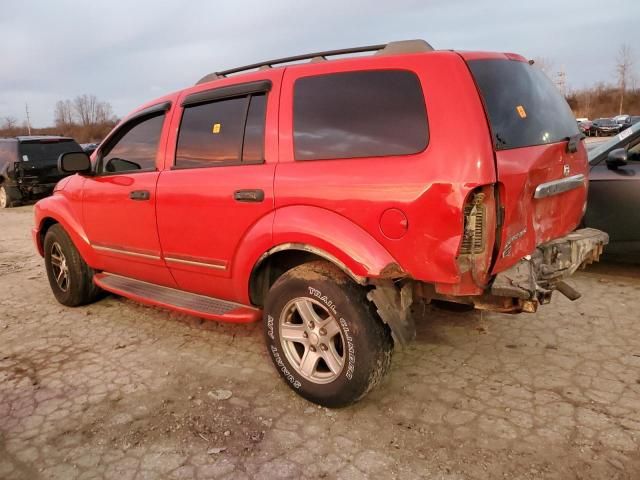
left=73, top=94, right=99, bottom=127
left=95, top=101, right=115, bottom=124
left=1, top=116, right=18, bottom=130
left=54, top=100, right=75, bottom=128
left=72, top=94, right=116, bottom=127
left=616, top=44, right=634, bottom=114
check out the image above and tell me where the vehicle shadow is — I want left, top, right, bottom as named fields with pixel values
left=412, top=300, right=483, bottom=345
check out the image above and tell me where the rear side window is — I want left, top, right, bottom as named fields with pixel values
left=242, top=94, right=267, bottom=163
left=175, top=93, right=267, bottom=168
left=293, top=70, right=428, bottom=161
left=467, top=59, right=579, bottom=150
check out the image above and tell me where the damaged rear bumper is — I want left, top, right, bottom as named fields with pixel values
left=368, top=228, right=608, bottom=347
left=490, top=228, right=608, bottom=311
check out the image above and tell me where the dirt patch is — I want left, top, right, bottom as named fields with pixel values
left=68, top=375, right=268, bottom=456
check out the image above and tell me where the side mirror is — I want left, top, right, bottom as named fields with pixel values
left=606, top=148, right=628, bottom=170
left=58, top=151, right=92, bottom=174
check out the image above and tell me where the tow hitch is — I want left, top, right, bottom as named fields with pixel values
left=491, top=228, right=608, bottom=310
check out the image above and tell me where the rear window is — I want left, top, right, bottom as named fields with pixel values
left=19, top=139, right=82, bottom=165
left=467, top=59, right=579, bottom=150
left=293, top=70, right=428, bottom=161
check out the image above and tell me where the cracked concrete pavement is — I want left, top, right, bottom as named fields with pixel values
left=1, top=205, right=640, bottom=479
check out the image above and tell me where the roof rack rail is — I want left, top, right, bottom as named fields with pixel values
left=196, top=39, right=434, bottom=85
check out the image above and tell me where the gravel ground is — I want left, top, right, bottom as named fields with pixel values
left=1, top=205, right=640, bottom=479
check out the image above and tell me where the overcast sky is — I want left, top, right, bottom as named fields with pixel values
left=1, top=0, right=638, bottom=126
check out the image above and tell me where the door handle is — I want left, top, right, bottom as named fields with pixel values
left=129, top=190, right=150, bottom=201
left=234, top=189, right=264, bottom=202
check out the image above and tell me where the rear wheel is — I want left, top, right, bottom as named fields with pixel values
left=263, top=261, right=393, bottom=408
left=44, top=224, right=102, bottom=306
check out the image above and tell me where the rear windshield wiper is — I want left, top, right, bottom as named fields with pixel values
left=566, top=133, right=585, bottom=153
left=495, top=133, right=508, bottom=149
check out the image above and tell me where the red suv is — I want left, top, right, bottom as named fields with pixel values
left=33, top=40, right=608, bottom=407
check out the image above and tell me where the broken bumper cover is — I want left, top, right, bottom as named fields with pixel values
left=491, top=228, right=608, bottom=309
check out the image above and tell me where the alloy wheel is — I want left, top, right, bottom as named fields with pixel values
left=50, top=242, right=70, bottom=292
left=279, top=297, right=345, bottom=384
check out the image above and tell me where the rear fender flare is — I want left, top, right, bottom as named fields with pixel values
left=231, top=205, right=403, bottom=303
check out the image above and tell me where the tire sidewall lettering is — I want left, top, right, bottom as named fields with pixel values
left=307, top=285, right=355, bottom=381
left=269, top=344, right=301, bottom=389
left=339, top=317, right=356, bottom=380
left=267, top=314, right=275, bottom=340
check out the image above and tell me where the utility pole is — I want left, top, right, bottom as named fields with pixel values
left=554, top=68, right=567, bottom=97
left=25, top=103, right=32, bottom=135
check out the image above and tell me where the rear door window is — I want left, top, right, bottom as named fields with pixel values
left=175, top=92, right=267, bottom=168
left=467, top=59, right=579, bottom=150
left=293, top=70, right=428, bottom=161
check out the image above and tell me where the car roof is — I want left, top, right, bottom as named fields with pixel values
left=122, top=40, right=531, bottom=127
left=16, top=135, right=75, bottom=142
left=195, top=39, right=435, bottom=84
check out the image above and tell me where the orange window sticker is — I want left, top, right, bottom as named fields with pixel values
left=516, top=105, right=527, bottom=118
left=212, top=123, right=221, bottom=133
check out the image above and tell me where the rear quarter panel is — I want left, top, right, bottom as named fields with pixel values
left=275, top=51, right=496, bottom=284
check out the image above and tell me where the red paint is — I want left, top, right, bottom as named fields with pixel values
left=32, top=48, right=587, bottom=322
left=379, top=209, right=409, bottom=240
left=491, top=141, right=588, bottom=273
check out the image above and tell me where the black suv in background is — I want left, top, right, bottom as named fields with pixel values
left=0, top=136, right=83, bottom=208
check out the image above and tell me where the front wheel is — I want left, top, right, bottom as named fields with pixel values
left=44, top=224, right=102, bottom=306
left=263, top=261, right=393, bottom=408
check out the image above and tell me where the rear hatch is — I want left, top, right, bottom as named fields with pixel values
left=465, top=55, right=587, bottom=273
left=18, top=138, right=83, bottom=183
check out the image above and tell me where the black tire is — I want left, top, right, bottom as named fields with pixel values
left=44, top=224, right=102, bottom=307
left=263, top=261, right=393, bottom=408
left=0, top=184, right=21, bottom=208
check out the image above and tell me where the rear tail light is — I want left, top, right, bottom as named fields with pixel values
left=460, top=191, right=486, bottom=255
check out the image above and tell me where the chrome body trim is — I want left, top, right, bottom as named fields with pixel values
left=92, top=244, right=161, bottom=260
left=533, top=174, right=586, bottom=199
left=164, top=256, right=226, bottom=270
left=253, top=243, right=367, bottom=285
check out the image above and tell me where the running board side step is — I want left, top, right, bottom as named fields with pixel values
left=93, top=273, right=261, bottom=323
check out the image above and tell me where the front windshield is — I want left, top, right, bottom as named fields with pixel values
left=588, top=121, right=640, bottom=164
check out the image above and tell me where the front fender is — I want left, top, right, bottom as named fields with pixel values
left=34, top=193, right=100, bottom=267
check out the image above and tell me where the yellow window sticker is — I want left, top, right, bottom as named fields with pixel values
left=516, top=105, right=527, bottom=118
left=212, top=123, right=221, bottom=134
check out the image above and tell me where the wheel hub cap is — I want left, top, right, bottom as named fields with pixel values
left=279, top=297, right=346, bottom=384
